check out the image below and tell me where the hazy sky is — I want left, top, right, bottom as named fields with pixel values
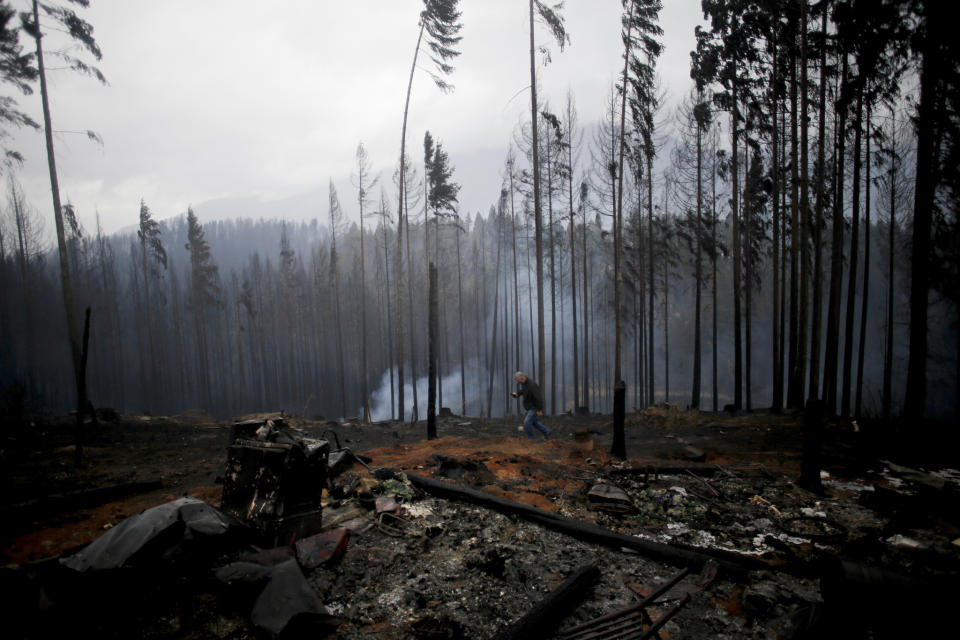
left=5, top=0, right=706, bottom=236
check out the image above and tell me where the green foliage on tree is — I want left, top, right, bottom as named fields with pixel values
left=529, top=0, right=569, bottom=401
left=425, top=132, right=460, bottom=219
left=420, top=0, right=463, bottom=92
left=185, top=207, right=219, bottom=309
left=622, top=0, right=663, bottom=160
left=533, top=1, right=569, bottom=59
left=0, top=0, right=38, bottom=166
left=137, top=198, right=166, bottom=401
left=394, top=1, right=462, bottom=424
left=17, top=0, right=107, bottom=464
left=138, top=200, right=167, bottom=273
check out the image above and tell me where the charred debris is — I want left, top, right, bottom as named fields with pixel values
left=3, top=413, right=959, bottom=639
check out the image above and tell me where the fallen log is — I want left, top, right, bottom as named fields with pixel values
left=403, top=472, right=766, bottom=580
left=495, top=564, right=600, bottom=640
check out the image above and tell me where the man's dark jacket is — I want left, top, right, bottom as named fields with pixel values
left=516, top=378, right=544, bottom=412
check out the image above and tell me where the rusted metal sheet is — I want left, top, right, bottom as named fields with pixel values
left=295, top=528, right=350, bottom=569
left=375, top=496, right=400, bottom=515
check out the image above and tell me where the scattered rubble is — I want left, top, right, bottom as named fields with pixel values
left=3, top=411, right=959, bottom=638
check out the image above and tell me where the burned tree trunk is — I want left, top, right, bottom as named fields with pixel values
left=487, top=219, right=503, bottom=416
left=611, top=380, right=626, bottom=459
left=799, top=398, right=824, bottom=493
left=428, top=263, right=438, bottom=440
left=75, top=307, right=92, bottom=467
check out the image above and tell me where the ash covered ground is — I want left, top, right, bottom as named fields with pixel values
left=2, top=407, right=958, bottom=638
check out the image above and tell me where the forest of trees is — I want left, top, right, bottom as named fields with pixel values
left=1, top=0, right=958, bottom=427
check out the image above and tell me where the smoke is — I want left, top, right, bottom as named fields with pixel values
left=367, top=358, right=511, bottom=421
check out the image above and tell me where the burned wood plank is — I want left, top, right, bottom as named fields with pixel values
left=403, top=472, right=767, bottom=580
left=495, top=564, right=600, bottom=640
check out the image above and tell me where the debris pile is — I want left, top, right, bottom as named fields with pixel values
left=221, top=417, right=329, bottom=545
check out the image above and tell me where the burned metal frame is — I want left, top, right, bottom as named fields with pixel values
left=221, top=418, right=329, bottom=545
left=557, top=568, right=691, bottom=640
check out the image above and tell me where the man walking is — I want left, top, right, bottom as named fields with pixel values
left=511, top=371, right=550, bottom=440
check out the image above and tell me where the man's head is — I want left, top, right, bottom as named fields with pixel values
left=514, top=371, right=526, bottom=383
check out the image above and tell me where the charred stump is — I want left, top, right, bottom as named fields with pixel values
left=611, top=379, right=627, bottom=459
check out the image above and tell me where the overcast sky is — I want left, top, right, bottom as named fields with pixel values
left=5, top=0, right=707, bottom=237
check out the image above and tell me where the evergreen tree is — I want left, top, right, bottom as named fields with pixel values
left=426, top=134, right=460, bottom=223
left=328, top=180, right=347, bottom=418
left=185, top=208, right=219, bottom=411
left=694, top=0, right=758, bottom=409
left=397, top=1, right=462, bottom=419
left=0, top=0, right=38, bottom=166
left=806, top=1, right=830, bottom=408
left=672, top=91, right=711, bottom=410
left=137, top=199, right=166, bottom=407
left=898, top=0, right=951, bottom=418
left=528, top=0, right=568, bottom=403
left=7, top=174, right=41, bottom=387
left=21, top=0, right=105, bottom=460
left=425, top=133, right=460, bottom=423
left=560, top=92, right=583, bottom=412
left=354, top=141, right=378, bottom=423
left=615, top=0, right=663, bottom=400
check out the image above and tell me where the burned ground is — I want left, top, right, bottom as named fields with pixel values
left=1, top=407, right=958, bottom=638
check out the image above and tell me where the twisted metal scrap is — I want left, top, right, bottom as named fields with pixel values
left=557, top=561, right=718, bottom=640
